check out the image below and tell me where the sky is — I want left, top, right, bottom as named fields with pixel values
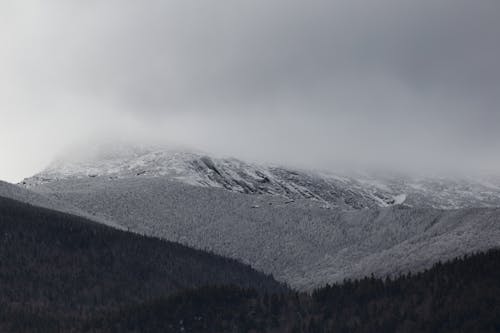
left=1, top=0, right=500, bottom=182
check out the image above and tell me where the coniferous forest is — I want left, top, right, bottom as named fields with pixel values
left=89, top=249, right=500, bottom=333
left=0, top=195, right=499, bottom=332
left=0, top=196, right=285, bottom=332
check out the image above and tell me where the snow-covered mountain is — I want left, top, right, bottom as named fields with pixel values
left=21, top=143, right=500, bottom=210
left=21, top=176, right=500, bottom=290
left=16, top=143, right=500, bottom=289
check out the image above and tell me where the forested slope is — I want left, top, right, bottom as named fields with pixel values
left=0, top=196, right=284, bottom=332
left=0, top=195, right=498, bottom=332
left=90, top=249, right=500, bottom=333
left=29, top=176, right=500, bottom=289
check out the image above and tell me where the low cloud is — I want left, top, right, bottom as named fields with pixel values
left=1, top=0, right=499, bottom=181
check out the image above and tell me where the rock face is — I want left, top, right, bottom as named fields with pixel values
left=21, top=144, right=500, bottom=210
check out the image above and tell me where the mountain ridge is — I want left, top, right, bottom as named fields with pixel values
left=21, top=144, right=500, bottom=210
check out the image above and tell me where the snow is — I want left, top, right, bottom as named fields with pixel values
left=393, top=194, right=407, bottom=205
left=21, top=144, right=500, bottom=210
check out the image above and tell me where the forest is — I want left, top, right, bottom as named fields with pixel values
left=0, top=195, right=284, bottom=332
left=89, top=249, right=500, bottom=332
left=0, top=195, right=499, bottom=332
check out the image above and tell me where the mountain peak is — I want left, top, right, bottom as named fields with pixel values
left=21, top=142, right=500, bottom=210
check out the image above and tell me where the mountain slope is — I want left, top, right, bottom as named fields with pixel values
left=26, top=176, right=500, bottom=290
left=0, top=180, right=122, bottom=229
left=21, top=144, right=500, bottom=210
left=20, top=146, right=391, bottom=209
left=0, top=195, right=285, bottom=331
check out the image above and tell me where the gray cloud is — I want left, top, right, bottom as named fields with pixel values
left=1, top=0, right=500, bottom=182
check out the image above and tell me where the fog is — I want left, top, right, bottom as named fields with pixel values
left=1, top=0, right=500, bottom=182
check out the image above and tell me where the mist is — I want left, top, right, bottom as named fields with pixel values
left=1, top=0, right=500, bottom=182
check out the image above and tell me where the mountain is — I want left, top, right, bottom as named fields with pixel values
left=21, top=143, right=500, bottom=210
left=22, top=176, right=500, bottom=290
left=0, top=195, right=285, bottom=332
left=18, top=144, right=500, bottom=289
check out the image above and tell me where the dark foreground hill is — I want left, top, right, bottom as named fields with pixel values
left=0, top=196, right=285, bottom=332
left=88, top=249, right=500, bottom=333
left=0, top=194, right=498, bottom=332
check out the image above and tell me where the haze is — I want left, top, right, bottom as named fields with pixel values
left=1, top=0, right=500, bottom=182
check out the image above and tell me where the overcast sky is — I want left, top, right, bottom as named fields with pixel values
left=1, top=0, right=500, bottom=182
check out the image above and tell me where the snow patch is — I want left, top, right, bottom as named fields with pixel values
left=393, top=194, right=407, bottom=205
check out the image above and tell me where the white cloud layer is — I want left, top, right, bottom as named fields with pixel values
left=1, top=0, right=499, bottom=182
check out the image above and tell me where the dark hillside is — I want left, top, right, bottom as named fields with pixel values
left=0, top=196, right=285, bottom=331
left=1, top=195, right=498, bottom=332
left=92, top=249, right=500, bottom=333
